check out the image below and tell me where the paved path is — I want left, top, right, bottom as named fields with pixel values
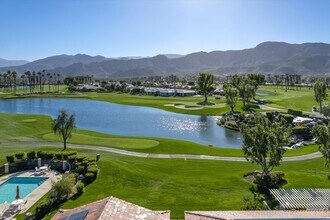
left=2, top=141, right=322, bottom=162
left=258, top=104, right=286, bottom=112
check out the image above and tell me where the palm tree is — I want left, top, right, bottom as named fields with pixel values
left=20, top=75, right=26, bottom=93
left=12, top=71, right=17, bottom=94
left=57, top=73, right=60, bottom=91
left=46, top=72, right=51, bottom=92
left=52, top=109, right=76, bottom=150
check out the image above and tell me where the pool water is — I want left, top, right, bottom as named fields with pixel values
left=0, top=177, right=47, bottom=203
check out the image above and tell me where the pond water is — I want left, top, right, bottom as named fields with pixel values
left=0, top=98, right=242, bottom=148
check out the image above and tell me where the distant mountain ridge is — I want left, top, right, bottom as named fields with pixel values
left=0, top=58, right=29, bottom=67
left=2, top=42, right=330, bottom=77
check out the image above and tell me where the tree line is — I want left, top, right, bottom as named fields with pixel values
left=0, top=70, right=61, bottom=94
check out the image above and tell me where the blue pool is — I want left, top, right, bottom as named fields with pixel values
left=0, top=177, right=47, bottom=203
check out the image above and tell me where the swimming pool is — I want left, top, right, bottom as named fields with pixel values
left=0, top=177, right=47, bottom=203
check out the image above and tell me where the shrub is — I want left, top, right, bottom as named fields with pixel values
left=242, top=192, right=267, bottom=210
left=75, top=181, right=84, bottom=195
left=34, top=200, right=53, bottom=220
left=68, top=155, right=77, bottom=163
left=44, top=152, right=54, bottom=160
left=62, top=151, right=77, bottom=160
left=279, top=114, right=293, bottom=124
left=266, top=112, right=275, bottom=122
left=27, top=151, right=36, bottom=160
left=6, top=155, right=14, bottom=163
left=55, top=153, right=63, bottom=160
left=86, top=157, right=96, bottom=163
left=51, top=176, right=75, bottom=203
left=15, top=152, right=25, bottom=160
left=288, top=109, right=303, bottom=117
left=254, top=172, right=287, bottom=190
left=37, top=151, right=44, bottom=159
left=292, top=126, right=309, bottom=135
left=81, top=160, right=89, bottom=167
left=76, top=155, right=87, bottom=162
left=86, top=165, right=98, bottom=177
left=84, top=173, right=95, bottom=184
left=76, top=166, right=85, bottom=175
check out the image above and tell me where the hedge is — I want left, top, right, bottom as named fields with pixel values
left=6, top=155, right=14, bottom=163
left=84, top=172, right=95, bottom=184
left=292, top=126, right=309, bottom=135
left=34, top=200, right=53, bottom=220
left=75, top=181, right=84, bottom=195
left=15, top=152, right=25, bottom=160
left=76, top=166, right=85, bottom=174
left=279, top=114, right=294, bottom=124
left=288, top=109, right=303, bottom=117
left=27, top=151, right=36, bottom=159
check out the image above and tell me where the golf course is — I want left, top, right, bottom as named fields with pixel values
left=0, top=85, right=329, bottom=219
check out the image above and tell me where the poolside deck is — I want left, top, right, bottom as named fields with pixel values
left=0, top=170, right=61, bottom=218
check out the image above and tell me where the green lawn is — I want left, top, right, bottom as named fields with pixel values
left=6, top=145, right=328, bottom=219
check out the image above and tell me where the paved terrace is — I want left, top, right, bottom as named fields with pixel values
left=2, top=142, right=322, bottom=162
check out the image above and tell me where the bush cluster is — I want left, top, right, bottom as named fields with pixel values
left=27, top=151, right=36, bottom=159
left=279, top=114, right=294, bottom=123
left=288, top=109, right=303, bottom=117
left=15, top=152, right=25, bottom=160
left=292, top=126, right=309, bottom=135
left=6, top=155, right=14, bottom=163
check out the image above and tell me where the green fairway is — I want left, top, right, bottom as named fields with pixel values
left=257, top=85, right=330, bottom=112
left=43, top=132, right=159, bottom=149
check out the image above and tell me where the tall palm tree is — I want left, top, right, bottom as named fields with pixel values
left=57, top=73, right=60, bottom=91
left=32, top=72, right=36, bottom=93
left=12, top=71, right=17, bottom=94
left=52, top=109, right=76, bottom=150
left=46, top=72, right=51, bottom=92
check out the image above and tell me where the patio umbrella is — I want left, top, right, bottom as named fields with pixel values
left=15, top=185, right=20, bottom=200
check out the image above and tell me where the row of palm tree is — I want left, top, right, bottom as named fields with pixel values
left=0, top=70, right=61, bottom=94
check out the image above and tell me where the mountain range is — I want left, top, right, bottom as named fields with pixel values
left=1, top=42, right=330, bottom=77
left=0, top=58, right=29, bottom=68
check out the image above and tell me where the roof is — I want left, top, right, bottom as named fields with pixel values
left=51, top=196, right=170, bottom=220
left=270, top=188, right=330, bottom=210
left=184, top=210, right=330, bottom=220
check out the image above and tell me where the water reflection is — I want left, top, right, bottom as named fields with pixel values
left=0, top=98, right=243, bottom=148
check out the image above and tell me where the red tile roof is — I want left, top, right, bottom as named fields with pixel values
left=51, top=196, right=170, bottom=220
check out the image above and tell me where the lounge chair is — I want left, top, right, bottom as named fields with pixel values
left=34, top=167, right=41, bottom=176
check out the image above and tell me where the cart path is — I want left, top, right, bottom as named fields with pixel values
left=2, top=141, right=322, bottom=162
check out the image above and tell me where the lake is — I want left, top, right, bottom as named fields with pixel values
left=0, top=98, right=242, bottom=148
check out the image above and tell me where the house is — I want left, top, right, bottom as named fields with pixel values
left=144, top=87, right=195, bottom=97
left=51, top=196, right=170, bottom=220
left=185, top=210, right=330, bottom=220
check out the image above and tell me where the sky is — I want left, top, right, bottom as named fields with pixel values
left=0, top=0, right=330, bottom=61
